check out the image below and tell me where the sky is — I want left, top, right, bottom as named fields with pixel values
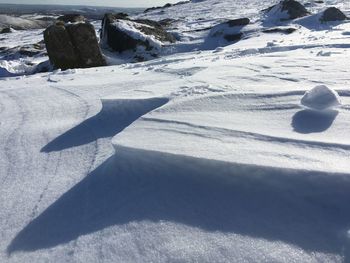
left=0, top=0, right=180, bottom=8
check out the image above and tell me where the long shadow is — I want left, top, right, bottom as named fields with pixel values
left=8, top=148, right=350, bottom=258
left=292, top=109, right=338, bottom=134
left=41, top=97, right=169, bottom=152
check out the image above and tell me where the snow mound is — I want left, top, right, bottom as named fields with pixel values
left=301, top=85, right=341, bottom=110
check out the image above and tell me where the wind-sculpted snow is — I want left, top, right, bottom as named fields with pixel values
left=113, top=91, right=350, bottom=173
left=7, top=147, right=350, bottom=262
left=42, top=97, right=168, bottom=152
left=1, top=0, right=350, bottom=262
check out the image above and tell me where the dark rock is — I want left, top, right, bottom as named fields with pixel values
left=158, top=18, right=177, bottom=27
left=44, top=22, right=106, bottom=70
left=144, top=3, right=172, bottom=13
left=44, top=25, right=79, bottom=70
left=113, top=12, right=129, bottom=19
left=263, top=27, right=297, bottom=34
left=57, top=14, right=86, bottom=23
left=320, top=7, right=348, bottom=22
left=280, top=0, right=309, bottom=19
left=227, top=18, right=250, bottom=27
left=101, top=13, right=175, bottom=53
left=1, top=27, right=12, bottom=34
left=35, top=60, right=52, bottom=73
left=144, top=1, right=189, bottom=13
left=66, top=23, right=106, bottom=68
left=266, top=0, right=309, bottom=20
left=224, top=33, right=243, bottom=42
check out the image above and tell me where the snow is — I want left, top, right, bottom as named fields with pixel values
left=301, top=85, right=342, bottom=110
left=0, top=0, right=350, bottom=262
left=112, top=19, right=163, bottom=50
left=0, top=14, right=48, bottom=30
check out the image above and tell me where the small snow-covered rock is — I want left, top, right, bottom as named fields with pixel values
left=301, top=85, right=341, bottom=110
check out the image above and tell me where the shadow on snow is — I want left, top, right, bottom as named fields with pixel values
left=8, top=148, right=350, bottom=259
left=292, top=109, right=338, bottom=134
left=41, top=97, right=169, bottom=152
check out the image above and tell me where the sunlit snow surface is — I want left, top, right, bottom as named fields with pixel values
left=1, top=0, right=350, bottom=262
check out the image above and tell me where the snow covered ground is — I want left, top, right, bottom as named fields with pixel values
left=1, top=0, right=350, bottom=262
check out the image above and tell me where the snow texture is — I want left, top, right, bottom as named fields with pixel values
left=0, top=0, right=350, bottom=263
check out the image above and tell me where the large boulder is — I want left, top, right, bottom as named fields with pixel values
left=66, top=23, right=106, bottom=68
left=44, top=22, right=106, bottom=70
left=101, top=13, right=175, bottom=55
left=320, top=7, right=348, bottom=22
left=44, top=24, right=80, bottom=70
left=266, top=0, right=309, bottom=21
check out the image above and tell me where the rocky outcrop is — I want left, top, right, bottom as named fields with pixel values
left=263, top=27, right=297, bottom=34
left=57, top=14, right=86, bottom=23
left=0, top=27, right=12, bottom=34
left=44, top=22, right=106, bottom=70
left=144, top=1, right=189, bottom=13
left=101, top=13, right=175, bottom=54
left=226, top=18, right=250, bottom=27
left=320, top=7, right=348, bottom=22
left=208, top=18, right=250, bottom=45
left=266, top=0, right=309, bottom=20
left=44, top=24, right=79, bottom=70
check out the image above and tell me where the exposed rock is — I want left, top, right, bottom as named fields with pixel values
left=113, top=13, right=129, bottom=19
left=144, top=3, right=172, bottom=13
left=158, top=18, right=177, bottom=27
left=280, top=0, right=309, bottom=19
left=209, top=17, right=249, bottom=42
left=266, top=0, right=309, bottom=20
left=66, top=23, right=106, bottom=68
left=57, top=14, right=86, bottom=23
left=263, top=27, right=297, bottom=34
left=101, top=13, right=175, bottom=54
left=224, top=33, right=243, bottom=42
left=0, top=27, right=12, bottom=34
left=227, top=18, right=250, bottom=27
left=44, top=24, right=80, bottom=70
left=44, top=22, right=106, bottom=70
left=144, top=1, right=189, bottom=13
left=320, top=7, right=348, bottom=22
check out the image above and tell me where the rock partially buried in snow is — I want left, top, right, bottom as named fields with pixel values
left=301, top=85, right=341, bottom=110
left=320, top=7, right=348, bottom=22
left=266, top=0, right=309, bottom=21
left=44, top=22, right=106, bottom=70
left=57, top=14, right=86, bottom=24
left=101, top=13, right=175, bottom=58
left=226, top=18, right=250, bottom=27
left=0, top=27, right=12, bottom=34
